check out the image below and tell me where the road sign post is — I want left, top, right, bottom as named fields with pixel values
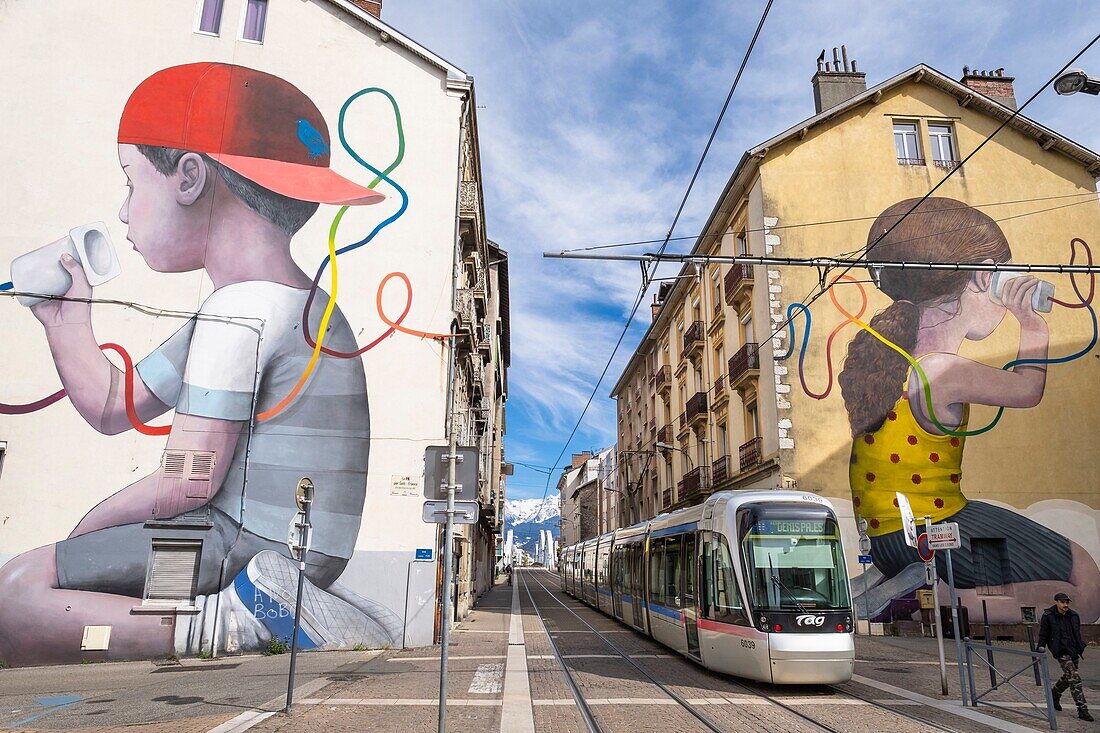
left=924, top=516, right=948, bottom=696
left=926, top=521, right=967, bottom=704
left=285, top=477, right=314, bottom=714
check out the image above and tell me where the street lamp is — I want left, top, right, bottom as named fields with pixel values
left=1053, top=67, right=1100, bottom=96
left=655, top=441, right=694, bottom=468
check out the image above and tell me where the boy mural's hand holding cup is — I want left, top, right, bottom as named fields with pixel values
left=29, top=252, right=94, bottom=329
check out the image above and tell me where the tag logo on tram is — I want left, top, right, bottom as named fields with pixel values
left=796, top=614, right=825, bottom=627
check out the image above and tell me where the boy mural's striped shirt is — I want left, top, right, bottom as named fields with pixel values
left=136, top=280, right=369, bottom=560
left=849, top=377, right=967, bottom=537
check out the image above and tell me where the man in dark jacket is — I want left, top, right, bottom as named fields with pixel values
left=1038, top=592, right=1092, bottom=721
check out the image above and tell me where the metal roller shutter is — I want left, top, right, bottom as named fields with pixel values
left=145, top=541, right=201, bottom=602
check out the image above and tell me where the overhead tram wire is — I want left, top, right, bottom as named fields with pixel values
left=538, top=0, right=776, bottom=506
left=551, top=190, right=1100, bottom=254
left=751, top=30, right=1100, bottom=367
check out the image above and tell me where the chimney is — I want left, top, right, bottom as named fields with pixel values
left=960, top=66, right=1016, bottom=110
left=811, top=45, right=867, bottom=114
left=571, top=452, right=592, bottom=469
left=348, top=0, right=382, bottom=18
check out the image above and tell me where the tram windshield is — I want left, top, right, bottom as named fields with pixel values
left=739, top=504, right=851, bottom=611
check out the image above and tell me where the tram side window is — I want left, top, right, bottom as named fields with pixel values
left=649, top=536, right=683, bottom=608
left=703, top=532, right=747, bottom=624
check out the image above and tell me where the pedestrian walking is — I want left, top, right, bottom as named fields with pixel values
left=1038, top=592, right=1093, bottom=721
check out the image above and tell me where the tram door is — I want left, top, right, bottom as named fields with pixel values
left=630, top=544, right=645, bottom=629
left=682, top=533, right=700, bottom=658
left=611, top=547, right=624, bottom=618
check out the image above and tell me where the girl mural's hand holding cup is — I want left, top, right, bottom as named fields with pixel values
left=999, top=274, right=1047, bottom=328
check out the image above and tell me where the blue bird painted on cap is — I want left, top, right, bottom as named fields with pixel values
left=296, top=119, right=330, bottom=159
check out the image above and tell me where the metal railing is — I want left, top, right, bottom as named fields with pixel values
left=685, top=391, right=708, bottom=425
left=724, top=264, right=753, bottom=305
left=964, top=640, right=1057, bottom=730
left=656, top=424, right=671, bottom=444
left=897, top=157, right=926, bottom=166
left=679, top=465, right=709, bottom=499
left=738, top=437, right=762, bottom=472
left=684, top=320, right=705, bottom=352
left=653, top=364, right=671, bottom=392
left=932, top=158, right=960, bottom=170
left=728, top=343, right=759, bottom=386
left=712, top=455, right=729, bottom=485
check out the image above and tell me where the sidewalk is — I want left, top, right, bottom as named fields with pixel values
left=249, top=579, right=515, bottom=733
left=846, top=634, right=1100, bottom=732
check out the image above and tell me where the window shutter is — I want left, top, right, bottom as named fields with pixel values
left=145, top=542, right=201, bottom=602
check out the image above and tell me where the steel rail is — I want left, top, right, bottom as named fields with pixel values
left=519, top=571, right=605, bottom=733
left=524, top=569, right=836, bottom=733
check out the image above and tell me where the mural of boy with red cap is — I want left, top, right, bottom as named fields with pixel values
left=0, top=63, right=401, bottom=665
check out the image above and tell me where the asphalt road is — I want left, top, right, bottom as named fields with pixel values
left=0, top=649, right=372, bottom=730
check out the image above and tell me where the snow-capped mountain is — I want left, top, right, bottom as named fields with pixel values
left=505, top=494, right=560, bottom=550
left=504, top=495, right=560, bottom=525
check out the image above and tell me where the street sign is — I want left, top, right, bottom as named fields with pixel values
left=856, top=518, right=869, bottom=534
left=286, top=510, right=312, bottom=560
left=423, top=446, right=479, bottom=501
left=295, top=477, right=314, bottom=511
left=916, top=532, right=936, bottom=563
left=858, top=535, right=872, bottom=554
left=858, top=554, right=873, bottom=564
left=897, top=492, right=918, bottom=548
left=925, top=560, right=937, bottom=585
left=415, top=548, right=434, bottom=561
left=422, top=500, right=479, bottom=525
left=929, top=522, right=962, bottom=550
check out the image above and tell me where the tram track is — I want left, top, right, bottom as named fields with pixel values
left=525, top=569, right=971, bottom=733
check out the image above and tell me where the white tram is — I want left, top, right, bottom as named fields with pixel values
left=559, top=490, right=855, bottom=684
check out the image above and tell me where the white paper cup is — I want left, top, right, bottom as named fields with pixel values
left=10, top=222, right=121, bottom=307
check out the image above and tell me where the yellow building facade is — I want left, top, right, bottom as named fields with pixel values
left=612, top=61, right=1100, bottom=628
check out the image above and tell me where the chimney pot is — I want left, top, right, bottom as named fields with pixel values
left=811, top=44, right=867, bottom=113
left=960, top=65, right=1017, bottom=110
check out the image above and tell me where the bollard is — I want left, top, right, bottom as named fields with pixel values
left=982, top=600, right=997, bottom=690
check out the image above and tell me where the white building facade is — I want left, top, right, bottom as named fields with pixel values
left=0, top=0, right=505, bottom=666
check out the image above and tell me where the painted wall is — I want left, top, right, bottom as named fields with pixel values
left=757, top=79, right=1100, bottom=624
left=0, top=0, right=467, bottom=665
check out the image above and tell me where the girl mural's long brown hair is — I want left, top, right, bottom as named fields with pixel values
left=839, top=197, right=1011, bottom=436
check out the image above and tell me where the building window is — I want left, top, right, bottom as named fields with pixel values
left=196, top=0, right=224, bottom=34
left=144, top=540, right=202, bottom=604
left=893, top=122, right=924, bottom=165
left=241, top=0, right=268, bottom=43
left=711, top=270, right=722, bottom=313
left=717, top=423, right=728, bottom=457
left=736, top=230, right=749, bottom=256
left=928, top=124, right=958, bottom=168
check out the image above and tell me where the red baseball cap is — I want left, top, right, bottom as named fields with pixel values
left=118, top=63, right=384, bottom=206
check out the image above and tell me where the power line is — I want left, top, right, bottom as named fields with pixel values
left=755, top=31, right=1100, bottom=369
left=550, top=191, right=1099, bottom=254
left=538, top=0, right=775, bottom=505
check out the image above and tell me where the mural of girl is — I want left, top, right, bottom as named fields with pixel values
left=838, top=197, right=1100, bottom=624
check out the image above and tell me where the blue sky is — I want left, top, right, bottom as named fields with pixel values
left=384, top=1, right=1100, bottom=501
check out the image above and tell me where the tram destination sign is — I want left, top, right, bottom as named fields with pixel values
left=928, top=522, right=961, bottom=550
left=753, top=519, right=826, bottom=535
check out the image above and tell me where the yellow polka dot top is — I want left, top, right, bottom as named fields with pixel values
left=849, top=382, right=968, bottom=537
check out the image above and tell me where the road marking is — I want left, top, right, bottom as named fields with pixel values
left=851, top=674, right=1045, bottom=733
left=454, top=629, right=509, bottom=633
left=387, top=655, right=506, bottom=662
left=296, top=698, right=502, bottom=706
left=469, top=663, right=505, bottom=694
left=9, top=696, right=84, bottom=728
left=501, top=579, right=536, bottom=733
left=204, top=710, right=276, bottom=733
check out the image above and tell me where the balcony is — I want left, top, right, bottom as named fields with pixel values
left=656, top=423, right=671, bottom=445
left=469, top=357, right=485, bottom=397
left=684, top=320, right=705, bottom=355
left=662, top=488, right=672, bottom=508
left=712, top=374, right=728, bottom=408
left=712, top=455, right=730, bottom=485
left=897, top=157, right=926, bottom=166
left=677, top=465, right=709, bottom=503
left=653, top=364, right=671, bottom=395
left=739, top=437, right=762, bottom=472
left=724, top=264, right=754, bottom=306
left=455, top=288, right=476, bottom=330
left=685, top=391, right=708, bottom=428
left=727, top=342, right=760, bottom=392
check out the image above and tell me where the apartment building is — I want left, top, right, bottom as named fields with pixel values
left=612, top=50, right=1100, bottom=627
